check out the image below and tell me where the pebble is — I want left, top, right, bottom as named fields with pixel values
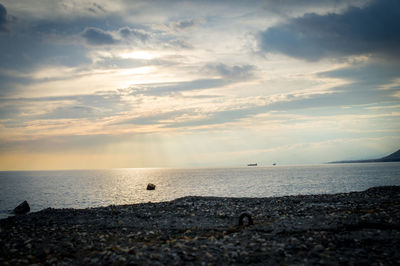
left=0, top=186, right=399, bottom=265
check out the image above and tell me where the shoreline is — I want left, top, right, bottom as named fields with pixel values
left=1, top=186, right=399, bottom=265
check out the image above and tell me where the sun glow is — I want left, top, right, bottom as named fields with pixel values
left=117, top=66, right=156, bottom=75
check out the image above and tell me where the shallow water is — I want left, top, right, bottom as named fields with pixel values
left=1, top=163, right=399, bottom=219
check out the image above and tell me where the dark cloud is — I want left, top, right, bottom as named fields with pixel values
left=0, top=35, right=90, bottom=95
left=259, top=0, right=400, bottom=60
left=318, top=63, right=400, bottom=86
left=118, top=27, right=150, bottom=42
left=82, top=27, right=117, bottom=45
left=0, top=3, right=9, bottom=33
left=204, top=63, right=255, bottom=80
left=88, top=3, right=106, bottom=14
left=27, top=13, right=124, bottom=36
left=82, top=26, right=153, bottom=46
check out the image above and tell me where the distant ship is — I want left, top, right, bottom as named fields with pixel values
left=273, top=163, right=276, bottom=166
left=247, top=163, right=257, bottom=166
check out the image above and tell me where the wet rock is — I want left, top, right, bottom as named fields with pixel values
left=147, top=183, right=156, bottom=190
left=13, top=200, right=30, bottom=215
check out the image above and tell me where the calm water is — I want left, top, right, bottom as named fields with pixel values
left=1, top=163, right=399, bottom=219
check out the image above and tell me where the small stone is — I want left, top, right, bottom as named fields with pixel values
left=90, top=258, right=99, bottom=264
left=128, top=248, right=136, bottom=254
left=312, top=244, right=324, bottom=253
left=147, top=183, right=156, bottom=190
left=184, top=253, right=196, bottom=261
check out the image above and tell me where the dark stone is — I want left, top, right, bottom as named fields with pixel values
left=13, top=200, right=30, bottom=215
left=238, top=213, right=254, bottom=226
left=147, top=183, right=156, bottom=190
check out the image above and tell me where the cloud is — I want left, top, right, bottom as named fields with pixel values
left=163, top=106, right=265, bottom=128
left=172, top=19, right=196, bottom=30
left=134, top=79, right=229, bottom=96
left=82, top=26, right=180, bottom=48
left=204, top=63, right=256, bottom=80
left=0, top=3, right=10, bottom=33
left=88, top=3, right=106, bottom=14
left=318, top=62, right=400, bottom=86
left=165, top=62, right=400, bottom=129
left=0, top=91, right=130, bottom=122
left=0, top=37, right=90, bottom=96
left=164, top=39, right=193, bottom=49
left=169, top=18, right=205, bottom=31
left=118, top=27, right=150, bottom=42
left=82, top=27, right=117, bottom=45
left=114, top=110, right=191, bottom=125
left=259, top=0, right=400, bottom=61
left=267, top=62, right=400, bottom=112
left=34, top=105, right=102, bottom=120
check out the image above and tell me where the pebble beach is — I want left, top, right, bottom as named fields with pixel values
left=1, top=186, right=399, bottom=265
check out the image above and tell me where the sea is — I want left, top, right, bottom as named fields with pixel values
left=1, top=163, right=399, bottom=219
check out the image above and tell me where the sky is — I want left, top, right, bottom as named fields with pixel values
left=0, top=0, right=399, bottom=170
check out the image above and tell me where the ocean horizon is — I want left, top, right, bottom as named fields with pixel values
left=1, top=162, right=400, bottom=219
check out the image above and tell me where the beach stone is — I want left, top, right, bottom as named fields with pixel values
left=147, top=183, right=156, bottom=190
left=238, top=213, right=254, bottom=226
left=311, top=244, right=324, bottom=253
left=13, top=200, right=30, bottom=215
left=1, top=186, right=399, bottom=265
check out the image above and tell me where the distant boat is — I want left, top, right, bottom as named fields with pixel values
left=247, top=163, right=257, bottom=166
left=272, top=163, right=276, bottom=166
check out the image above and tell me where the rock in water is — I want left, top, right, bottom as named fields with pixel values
left=147, top=183, right=156, bottom=190
left=13, top=200, right=30, bottom=214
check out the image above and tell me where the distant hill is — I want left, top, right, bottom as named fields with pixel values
left=329, top=149, right=400, bottom=164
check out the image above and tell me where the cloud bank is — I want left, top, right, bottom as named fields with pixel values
left=0, top=0, right=399, bottom=169
left=259, top=0, right=400, bottom=61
